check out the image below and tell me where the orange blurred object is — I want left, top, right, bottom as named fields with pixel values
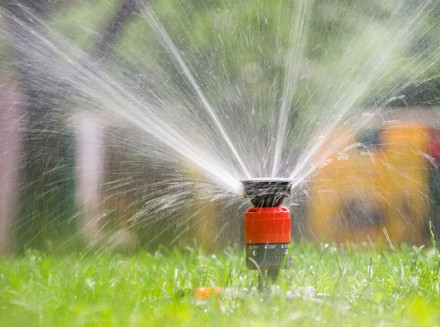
left=193, top=287, right=224, bottom=300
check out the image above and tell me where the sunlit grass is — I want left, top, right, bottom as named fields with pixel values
left=1, top=243, right=440, bottom=326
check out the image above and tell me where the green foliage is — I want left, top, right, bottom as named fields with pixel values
left=1, top=244, right=440, bottom=326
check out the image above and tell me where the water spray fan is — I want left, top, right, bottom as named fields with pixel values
left=242, top=178, right=292, bottom=288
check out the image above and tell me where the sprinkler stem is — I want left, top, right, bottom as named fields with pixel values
left=258, top=268, right=279, bottom=291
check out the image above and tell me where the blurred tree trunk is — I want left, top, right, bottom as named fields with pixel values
left=91, top=0, right=140, bottom=60
left=3, top=1, right=76, bottom=252
left=75, top=0, right=140, bottom=243
left=0, top=79, right=24, bottom=254
left=74, top=114, right=107, bottom=242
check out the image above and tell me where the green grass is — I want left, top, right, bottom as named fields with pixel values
left=1, top=243, right=440, bottom=326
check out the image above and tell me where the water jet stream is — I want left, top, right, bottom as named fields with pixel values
left=271, top=0, right=313, bottom=177
left=4, top=6, right=243, bottom=195
left=287, top=0, right=438, bottom=187
left=139, top=3, right=251, bottom=179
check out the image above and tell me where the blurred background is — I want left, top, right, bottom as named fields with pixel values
left=1, top=0, right=440, bottom=254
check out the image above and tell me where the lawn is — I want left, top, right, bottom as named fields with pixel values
left=1, top=243, right=440, bottom=326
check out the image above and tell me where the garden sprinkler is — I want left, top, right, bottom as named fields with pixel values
left=193, top=178, right=292, bottom=300
left=242, top=178, right=292, bottom=290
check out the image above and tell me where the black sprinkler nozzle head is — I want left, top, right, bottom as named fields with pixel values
left=241, top=178, right=292, bottom=207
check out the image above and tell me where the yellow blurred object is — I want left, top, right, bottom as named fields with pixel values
left=308, top=122, right=431, bottom=245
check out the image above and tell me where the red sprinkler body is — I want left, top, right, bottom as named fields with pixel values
left=242, top=179, right=292, bottom=289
